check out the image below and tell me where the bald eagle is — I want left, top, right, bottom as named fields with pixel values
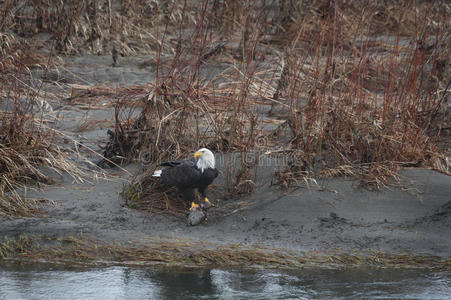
left=152, top=148, right=218, bottom=212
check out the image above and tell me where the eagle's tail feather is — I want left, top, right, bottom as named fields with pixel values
left=152, top=170, right=162, bottom=177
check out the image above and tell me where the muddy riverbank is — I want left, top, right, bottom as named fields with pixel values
left=1, top=162, right=450, bottom=268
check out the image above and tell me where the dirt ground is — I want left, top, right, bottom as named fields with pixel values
left=1, top=51, right=450, bottom=266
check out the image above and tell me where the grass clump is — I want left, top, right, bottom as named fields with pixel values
left=1, top=234, right=450, bottom=269
left=0, top=31, right=85, bottom=216
left=121, top=169, right=187, bottom=215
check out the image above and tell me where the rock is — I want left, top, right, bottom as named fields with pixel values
left=187, top=210, right=206, bottom=226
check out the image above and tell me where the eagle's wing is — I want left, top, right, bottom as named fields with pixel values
left=159, top=160, right=183, bottom=167
left=159, top=158, right=197, bottom=167
left=200, top=168, right=219, bottom=186
left=161, top=160, right=202, bottom=188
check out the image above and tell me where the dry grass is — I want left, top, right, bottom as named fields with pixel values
left=1, top=1, right=450, bottom=215
left=1, top=234, right=450, bottom=269
left=112, top=0, right=450, bottom=211
left=0, top=28, right=87, bottom=216
left=274, top=1, right=451, bottom=188
left=121, top=168, right=188, bottom=216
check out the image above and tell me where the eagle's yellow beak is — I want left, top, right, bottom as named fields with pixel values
left=194, top=151, right=202, bottom=158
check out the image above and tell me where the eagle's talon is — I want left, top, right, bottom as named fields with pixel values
left=201, top=197, right=214, bottom=209
left=206, top=197, right=214, bottom=207
left=189, top=202, right=200, bottom=211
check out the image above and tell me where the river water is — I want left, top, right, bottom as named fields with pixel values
left=0, top=263, right=450, bottom=299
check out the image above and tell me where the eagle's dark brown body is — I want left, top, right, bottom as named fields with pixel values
left=159, top=158, right=218, bottom=203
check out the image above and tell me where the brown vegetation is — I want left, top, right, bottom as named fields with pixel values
left=1, top=1, right=450, bottom=216
left=1, top=234, right=450, bottom=269
left=114, top=1, right=450, bottom=212
left=1, top=7, right=86, bottom=216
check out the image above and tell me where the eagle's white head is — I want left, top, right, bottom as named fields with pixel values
left=194, top=148, right=215, bottom=172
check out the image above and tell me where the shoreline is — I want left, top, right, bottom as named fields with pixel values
left=1, top=1, right=450, bottom=270
left=2, top=167, right=450, bottom=269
